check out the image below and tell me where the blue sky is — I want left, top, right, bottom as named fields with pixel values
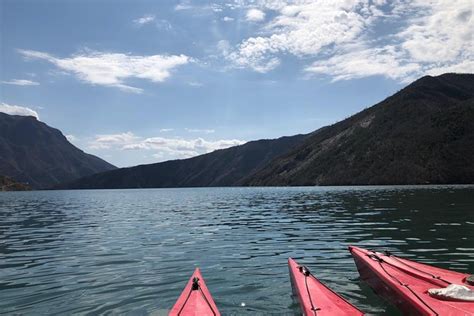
left=1, top=0, right=472, bottom=167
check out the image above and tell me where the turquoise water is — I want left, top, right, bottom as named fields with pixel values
left=1, top=186, right=473, bottom=315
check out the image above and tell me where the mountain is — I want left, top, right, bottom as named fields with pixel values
left=60, top=134, right=308, bottom=189
left=0, top=113, right=116, bottom=189
left=57, top=73, right=474, bottom=189
left=0, top=175, right=30, bottom=191
left=245, top=73, right=474, bottom=185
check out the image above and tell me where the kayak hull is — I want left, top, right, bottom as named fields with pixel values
left=288, top=258, right=364, bottom=316
left=169, top=268, right=220, bottom=316
left=351, top=249, right=423, bottom=315
left=349, top=246, right=474, bottom=316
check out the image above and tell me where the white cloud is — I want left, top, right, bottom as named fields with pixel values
left=133, top=14, right=155, bottom=26
left=65, top=134, right=78, bottom=143
left=185, top=128, right=215, bottom=134
left=89, top=132, right=139, bottom=149
left=0, top=102, right=39, bottom=119
left=222, top=16, right=235, bottom=22
left=174, top=2, right=224, bottom=12
left=160, top=128, right=174, bottom=132
left=399, top=0, right=473, bottom=63
left=246, top=8, right=265, bottom=22
left=226, top=0, right=474, bottom=81
left=2, top=79, right=40, bottom=86
left=124, top=137, right=242, bottom=152
left=133, top=15, right=171, bottom=30
left=88, top=131, right=245, bottom=161
left=425, top=59, right=474, bottom=77
left=305, top=44, right=420, bottom=82
left=175, top=3, right=193, bottom=11
left=210, top=3, right=224, bottom=12
left=228, top=1, right=373, bottom=72
left=152, top=149, right=199, bottom=160
left=18, top=49, right=190, bottom=93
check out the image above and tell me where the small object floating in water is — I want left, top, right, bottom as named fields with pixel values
left=288, top=258, right=364, bottom=316
left=169, top=268, right=220, bottom=316
left=349, top=246, right=474, bottom=315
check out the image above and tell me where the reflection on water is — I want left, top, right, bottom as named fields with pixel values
left=1, top=186, right=473, bottom=315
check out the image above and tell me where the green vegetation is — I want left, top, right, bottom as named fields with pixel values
left=0, top=175, right=30, bottom=191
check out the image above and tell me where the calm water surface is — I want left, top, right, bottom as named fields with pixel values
left=1, top=186, right=473, bottom=315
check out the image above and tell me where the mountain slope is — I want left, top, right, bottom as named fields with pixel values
left=61, top=134, right=308, bottom=189
left=0, top=175, right=30, bottom=191
left=244, top=73, right=474, bottom=185
left=0, top=113, right=116, bottom=189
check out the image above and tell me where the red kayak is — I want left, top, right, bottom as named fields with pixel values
left=169, top=268, right=220, bottom=316
left=288, top=258, right=364, bottom=315
left=349, top=246, right=474, bottom=316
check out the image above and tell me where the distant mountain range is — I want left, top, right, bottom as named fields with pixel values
left=2, top=73, right=473, bottom=190
left=58, top=134, right=308, bottom=189
left=63, top=73, right=474, bottom=189
left=245, top=73, right=474, bottom=185
left=0, top=113, right=116, bottom=189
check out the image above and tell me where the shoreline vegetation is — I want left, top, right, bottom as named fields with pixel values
left=0, top=175, right=30, bottom=191
left=9, top=183, right=474, bottom=193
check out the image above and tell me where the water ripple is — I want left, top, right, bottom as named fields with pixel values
left=0, top=185, right=473, bottom=315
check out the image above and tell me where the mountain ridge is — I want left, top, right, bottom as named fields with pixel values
left=0, top=113, right=116, bottom=189
left=58, top=133, right=308, bottom=189
left=244, top=73, right=474, bottom=185
left=47, top=73, right=474, bottom=189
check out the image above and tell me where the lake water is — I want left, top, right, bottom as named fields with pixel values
left=1, top=186, right=473, bottom=315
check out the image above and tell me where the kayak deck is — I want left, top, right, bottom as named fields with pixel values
left=288, top=258, right=364, bottom=316
left=349, top=246, right=474, bottom=316
left=169, top=268, right=220, bottom=316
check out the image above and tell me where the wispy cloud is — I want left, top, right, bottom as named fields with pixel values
left=226, top=0, right=473, bottom=81
left=0, top=102, right=39, bottom=119
left=174, top=3, right=193, bottom=11
left=88, top=131, right=245, bottom=161
left=89, top=132, right=139, bottom=149
left=133, top=14, right=155, bottom=26
left=305, top=44, right=420, bottom=82
left=18, top=49, right=190, bottom=93
left=185, top=128, right=215, bottom=134
left=174, top=2, right=224, bottom=13
left=2, top=79, right=40, bottom=86
left=134, top=15, right=172, bottom=30
left=160, top=128, right=174, bottom=132
left=65, top=134, right=78, bottom=143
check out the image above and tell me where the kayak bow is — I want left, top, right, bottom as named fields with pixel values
left=169, top=268, right=220, bottom=316
left=288, top=258, right=364, bottom=315
left=349, top=246, right=474, bottom=316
